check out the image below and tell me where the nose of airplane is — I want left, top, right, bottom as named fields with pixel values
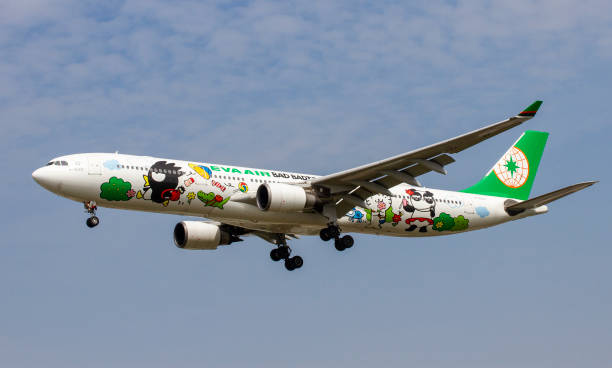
left=32, top=167, right=61, bottom=192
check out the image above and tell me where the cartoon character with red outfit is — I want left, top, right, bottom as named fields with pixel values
left=402, top=188, right=436, bottom=232
left=139, top=161, right=185, bottom=206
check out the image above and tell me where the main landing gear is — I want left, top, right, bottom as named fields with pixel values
left=84, top=201, right=99, bottom=228
left=319, top=225, right=354, bottom=251
left=269, top=234, right=303, bottom=271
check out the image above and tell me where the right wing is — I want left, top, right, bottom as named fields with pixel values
left=308, top=101, right=544, bottom=218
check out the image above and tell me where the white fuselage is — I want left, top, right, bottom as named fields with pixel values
left=32, top=153, right=547, bottom=236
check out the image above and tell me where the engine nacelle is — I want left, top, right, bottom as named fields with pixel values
left=173, top=221, right=231, bottom=250
left=256, top=183, right=319, bottom=212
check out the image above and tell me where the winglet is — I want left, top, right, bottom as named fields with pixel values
left=518, top=100, right=543, bottom=117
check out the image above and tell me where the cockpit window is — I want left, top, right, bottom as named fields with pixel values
left=55, top=161, right=61, bottom=166
left=47, top=161, right=54, bottom=166
left=61, top=161, right=68, bottom=166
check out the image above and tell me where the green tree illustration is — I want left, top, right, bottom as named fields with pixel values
left=451, top=215, right=469, bottom=231
left=433, top=212, right=455, bottom=231
left=100, top=177, right=132, bottom=201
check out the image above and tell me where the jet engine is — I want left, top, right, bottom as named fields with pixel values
left=173, top=221, right=231, bottom=250
left=256, top=183, right=319, bottom=212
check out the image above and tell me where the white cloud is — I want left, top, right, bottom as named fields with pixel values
left=1, top=0, right=611, bottom=174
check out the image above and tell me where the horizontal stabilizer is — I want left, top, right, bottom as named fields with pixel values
left=505, top=181, right=597, bottom=216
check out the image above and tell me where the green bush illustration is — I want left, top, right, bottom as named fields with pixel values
left=100, top=177, right=132, bottom=201
left=451, top=215, right=469, bottom=231
left=433, top=212, right=455, bottom=231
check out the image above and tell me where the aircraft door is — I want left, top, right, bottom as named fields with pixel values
left=88, top=158, right=102, bottom=175
left=463, top=198, right=475, bottom=214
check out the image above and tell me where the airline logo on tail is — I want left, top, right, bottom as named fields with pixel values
left=493, top=146, right=529, bottom=188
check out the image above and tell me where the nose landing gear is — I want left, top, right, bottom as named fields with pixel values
left=320, top=225, right=354, bottom=251
left=84, top=201, right=99, bottom=228
left=269, top=234, right=303, bottom=271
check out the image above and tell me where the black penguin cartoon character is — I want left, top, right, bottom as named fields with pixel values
left=141, top=161, right=184, bottom=206
left=402, top=188, right=436, bottom=232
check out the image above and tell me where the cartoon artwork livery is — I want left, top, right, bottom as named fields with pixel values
left=136, top=161, right=185, bottom=206
left=99, top=161, right=473, bottom=233
left=100, top=177, right=133, bottom=201
left=99, top=160, right=247, bottom=210
left=239, top=182, right=248, bottom=193
left=197, top=191, right=230, bottom=209
left=343, top=189, right=471, bottom=233
left=402, top=189, right=436, bottom=232
left=347, top=208, right=365, bottom=223
left=432, top=213, right=469, bottom=232
left=362, top=196, right=403, bottom=228
left=189, top=163, right=212, bottom=180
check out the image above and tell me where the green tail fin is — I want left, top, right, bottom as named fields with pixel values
left=461, top=130, right=549, bottom=200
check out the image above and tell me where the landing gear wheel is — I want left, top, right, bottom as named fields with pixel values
left=319, top=228, right=332, bottom=241
left=270, top=248, right=282, bottom=262
left=342, top=235, right=354, bottom=249
left=86, top=216, right=99, bottom=228
left=284, top=256, right=303, bottom=271
left=284, top=258, right=295, bottom=271
left=320, top=225, right=340, bottom=242
left=84, top=201, right=99, bottom=228
left=277, top=245, right=290, bottom=259
left=334, top=235, right=354, bottom=251
left=291, top=255, right=303, bottom=269
left=334, top=238, right=346, bottom=251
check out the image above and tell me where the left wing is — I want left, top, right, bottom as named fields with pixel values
left=309, top=101, right=543, bottom=218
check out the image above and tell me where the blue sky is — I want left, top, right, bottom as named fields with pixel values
left=1, top=1, right=611, bottom=367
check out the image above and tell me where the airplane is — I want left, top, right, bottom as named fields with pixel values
left=32, top=101, right=596, bottom=271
